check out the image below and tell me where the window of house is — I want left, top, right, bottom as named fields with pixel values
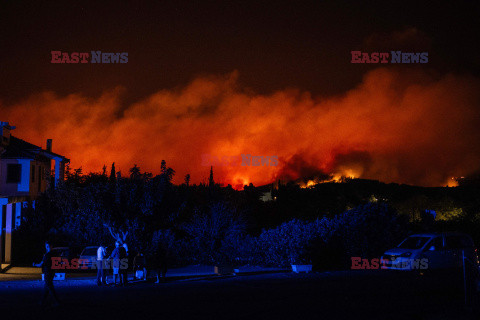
left=6, top=164, right=22, bottom=183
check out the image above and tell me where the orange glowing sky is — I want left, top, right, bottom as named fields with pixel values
left=1, top=68, right=480, bottom=189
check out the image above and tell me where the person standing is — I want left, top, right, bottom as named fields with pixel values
left=119, top=244, right=128, bottom=286
left=122, top=242, right=128, bottom=255
left=96, top=244, right=107, bottom=286
left=133, top=252, right=147, bottom=280
left=154, top=242, right=168, bottom=283
left=108, top=241, right=121, bottom=286
left=33, top=241, right=60, bottom=307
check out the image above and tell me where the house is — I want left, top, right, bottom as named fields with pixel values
left=0, top=122, right=69, bottom=268
left=257, top=183, right=277, bottom=202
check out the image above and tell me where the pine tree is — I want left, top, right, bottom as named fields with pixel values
left=161, top=160, right=167, bottom=174
left=209, top=166, right=214, bottom=188
left=65, top=162, right=71, bottom=179
left=109, top=162, right=116, bottom=183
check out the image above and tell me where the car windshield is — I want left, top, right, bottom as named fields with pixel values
left=51, top=248, right=68, bottom=257
left=398, top=236, right=431, bottom=249
left=82, top=248, right=98, bottom=256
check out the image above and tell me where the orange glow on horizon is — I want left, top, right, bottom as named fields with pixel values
left=1, top=68, right=479, bottom=188
left=447, top=177, right=459, bottom=188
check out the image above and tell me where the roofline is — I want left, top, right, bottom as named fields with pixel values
left=4, top=136, right=69, bottom=161
left=38, top=150, right=70, bottom=162
left=2, top=152, right=69, bottom=162
left=1, top=156, right=35, bottom=160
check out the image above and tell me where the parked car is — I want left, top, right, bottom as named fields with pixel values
left=381, top=232, right=480, bottom=271
left=50, top=246, right=83, bottom=271
left=50, top=247, right=70, bottom=260
left=79, top=246, right=99, bottom=269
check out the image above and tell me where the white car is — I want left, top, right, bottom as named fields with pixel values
left=79, top=246, right=99, bottom=269
left=381, top=233, right=479, bottom=271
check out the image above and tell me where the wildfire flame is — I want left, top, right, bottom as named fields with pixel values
left=299, top=168, right=360, bottom=188
left=1, top=68, right=480, bottom=189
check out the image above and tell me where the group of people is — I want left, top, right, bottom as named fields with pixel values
left=96, top=241, right=129, bottom=286
left=34, top=240, right=169, bottom=308
left=96, top=240, right=168, bottom=286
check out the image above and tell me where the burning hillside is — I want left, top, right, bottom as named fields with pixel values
left=1, top=68, right=480, bottom=189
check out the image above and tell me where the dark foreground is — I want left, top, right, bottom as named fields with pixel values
left=1, top=270, right=479, bottom=320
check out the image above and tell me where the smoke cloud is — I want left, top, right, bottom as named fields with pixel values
left=1, top=68, right=480, bottom=189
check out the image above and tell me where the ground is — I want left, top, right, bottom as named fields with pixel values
left=0, top=269, right=479, bottom=320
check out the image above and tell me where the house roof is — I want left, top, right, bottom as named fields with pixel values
left=1, top=136, right=69, bottom=162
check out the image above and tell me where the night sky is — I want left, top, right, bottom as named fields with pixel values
left=1, top=1, right=480, bottom=188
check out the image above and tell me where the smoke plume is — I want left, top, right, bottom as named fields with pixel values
left=1, top=68, right=480, bottom=189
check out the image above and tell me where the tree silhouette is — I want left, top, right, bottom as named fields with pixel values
left=209, top=166, right=214, bottom=188
left=109, top=162, right=116, bottom=184
left=130, top=164, right=141, bottom=180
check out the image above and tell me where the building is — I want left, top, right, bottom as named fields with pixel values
left=0, top=122, right=69, bottom=268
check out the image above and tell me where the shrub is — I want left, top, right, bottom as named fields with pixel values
left=255, top=203, right=408, bottom=268
left=181, top=202, right=246, bottom=264
left=330, top=202, right=408, bottom=259
left=256, top=217, right=335, bottom=266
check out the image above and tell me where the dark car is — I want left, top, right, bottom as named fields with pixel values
left=381, top=232, right=480, bottom=271
left=50, top=246, right=83, bottom=272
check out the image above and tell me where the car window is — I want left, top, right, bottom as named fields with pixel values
left=445, top=236, right=463, bottom=249
left=398, top=236, right=431, bottom=249
left=460, top=236, right=474, bottom=248
left=51, top=248, right=73, bottom=258
left=427, top=236, right=444, bottom=250
left=50, top=249, right=62, bottom=257
left=445, top=235, right=473, bottom=249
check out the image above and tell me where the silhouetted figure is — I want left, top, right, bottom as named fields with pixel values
left=108, top=241, right=121, bottom=286
left=119, top=244, right=128, bottom=286
left=96, top=244, right=107, bottom=286
left=154, top=242, right=168, bottom=283
left=33, top=241, right=60, bottom=308
left=133, top=252, right=147, bottom=280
